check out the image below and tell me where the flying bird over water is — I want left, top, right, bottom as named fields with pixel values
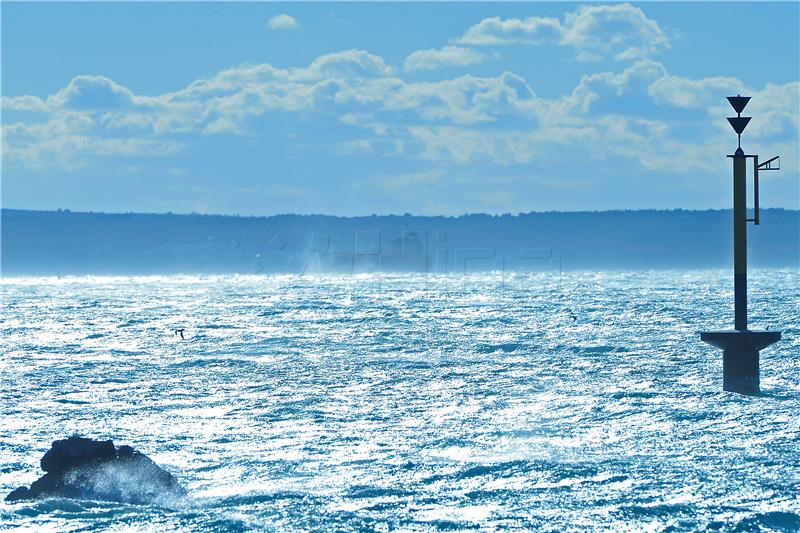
left=174, top=329, right=185, bottom=340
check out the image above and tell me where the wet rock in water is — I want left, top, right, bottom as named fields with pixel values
left=5, top=436, right=186, bottom=505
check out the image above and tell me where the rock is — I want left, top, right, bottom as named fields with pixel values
left=5, top=487, right=30, bottom=501
left=5, top=436, right=186, bottom=505
left=40, top=437, right=116, bottom=473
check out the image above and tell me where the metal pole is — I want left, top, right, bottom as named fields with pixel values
left=753, top=155, right=759, bottom=225
left=733, top=152, right=747, bottom=331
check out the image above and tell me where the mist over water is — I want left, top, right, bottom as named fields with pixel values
left=1, top=270, right=798, bottom=531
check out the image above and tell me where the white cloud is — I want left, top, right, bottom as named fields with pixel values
left=566, top=59, right=668, bottom=113
left=298, top=49, right=394, bottom=80
left=2, top=47, right=796, bottom=179
left=457, top=3, right=670, bottom=61
left=649, top=75, right=744, bottom=109
left=562, top=4, right=670, bottom=61
left=403, top=46, right=484, bottom=72
left=266, top=14, right=297, bottom=30
left=2, top=112, right=181, bottom=171
left=744, top=82, right=800, bottom=138
left=378, top=74, right=530, bottom=125
left=458, top=16, right=563, bottom=46
left=48, top=75, right=138, bottom=110
left=1, top=95, right=48, bottom=112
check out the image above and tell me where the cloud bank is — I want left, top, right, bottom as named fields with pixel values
left=2, top=2, right=796, bottom=213
left=4, top=49, right=796, bottom=174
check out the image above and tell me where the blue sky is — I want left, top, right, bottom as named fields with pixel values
left=2, top=2, right=798, bottom=216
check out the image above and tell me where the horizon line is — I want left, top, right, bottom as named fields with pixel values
left=2, top=206, right=798, bottom=220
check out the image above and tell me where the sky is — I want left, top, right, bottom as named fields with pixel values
left=2, top=2, right=798, bottom=216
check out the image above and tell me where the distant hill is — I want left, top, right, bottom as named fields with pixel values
left=1, top=208, right=798, bottom=275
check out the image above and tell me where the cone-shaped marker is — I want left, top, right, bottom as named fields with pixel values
left=727, top=95, right=751, bottom=115
left=727, top=116, right=751, bottom=135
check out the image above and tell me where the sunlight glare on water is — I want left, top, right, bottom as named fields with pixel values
left=1, top=270, right=798, bottom=531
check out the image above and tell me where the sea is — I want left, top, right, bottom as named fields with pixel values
left=1, top=270, right=798, bottom=532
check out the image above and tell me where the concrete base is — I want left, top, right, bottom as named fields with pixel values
left=700, top=330, right=781, bottom=395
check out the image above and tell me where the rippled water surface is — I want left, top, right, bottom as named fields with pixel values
left=1, top=271, right=798, bottom=531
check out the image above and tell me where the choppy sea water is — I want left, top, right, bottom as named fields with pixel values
left=1, top=270, right=798, bottom=532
